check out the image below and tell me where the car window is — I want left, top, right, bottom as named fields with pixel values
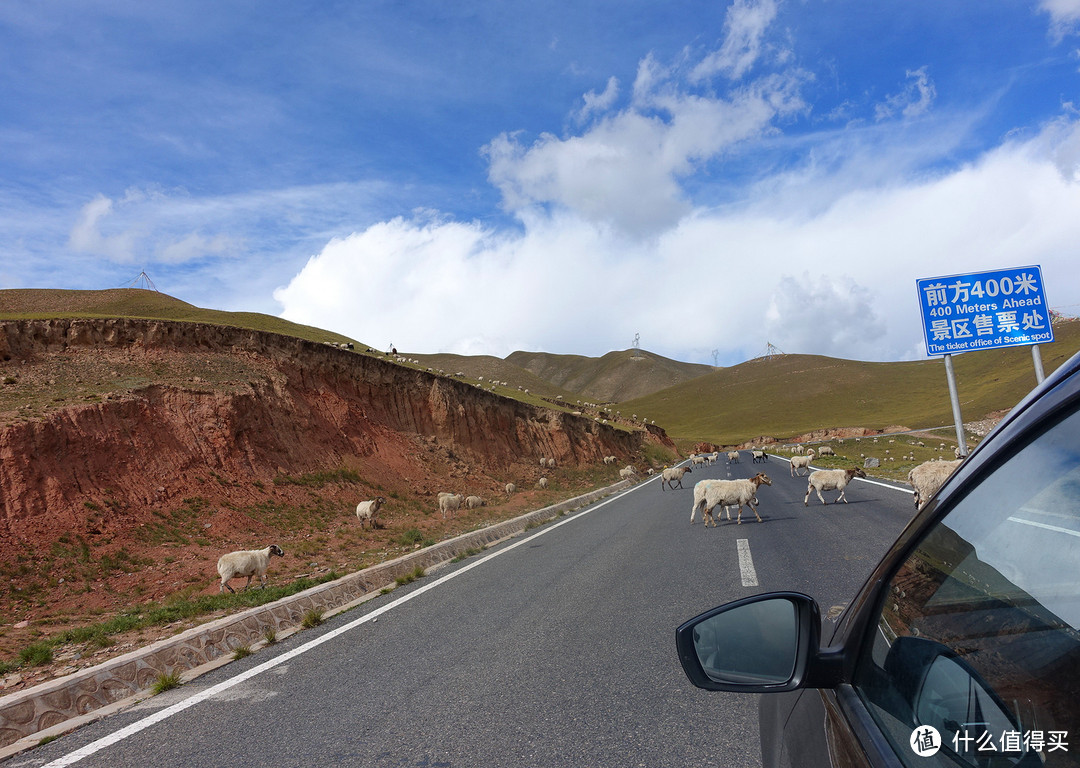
left=854, top=404, right=1080, bottom=768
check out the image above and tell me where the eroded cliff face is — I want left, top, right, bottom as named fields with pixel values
left=0, top=318, right=665, bottom=548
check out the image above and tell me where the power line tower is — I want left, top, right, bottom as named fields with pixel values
left=712, top=349, right=720, bottom=366
left=631, top=333, right=644, bottom=360
left=123, top=271, right=159, bottom=291
left=763, top=341, right=785, bottom=361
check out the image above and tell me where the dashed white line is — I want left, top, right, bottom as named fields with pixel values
left=737, top=538, right=758, bottom=587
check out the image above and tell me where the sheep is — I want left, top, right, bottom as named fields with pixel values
left=438, top=492, right=464, bottom=518
left=789, top=449, right=816, bottom=477
left=690, top=473, right=772, bottom=526
left=465, top=495, right=486, bottom=509
left=603, top=455, right=617, bottom=465
left=791, top=445, right=805, bottom=454
left=708, top=452, right=719, bottom=465
left=751, top=449, right=767, bottom=463
left=691, top=455, right=707, bottom=467
left=804, top=468, right=867, bottom=505
left=505, top=482, right=516, bottom=495
left=817, top=446, right=836, bottom=456
left=907, top=459, right=963, bottom=510
left=546, top=457, right=556, bottom=469
left=619, top=466, right=637, bottom=481
left=537, top=477, right=548, bottom=489
left=354, top=496, right=386, bottom=529
left=660, top=465, right=692, bottom=491
left=217, top=545, right=284, bottom=593
left=727, top=450, right=740, bottom=463
left=539, top=457, right=547, bottom=467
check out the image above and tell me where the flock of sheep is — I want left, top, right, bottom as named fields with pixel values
left=215, top=435, right=964, bottom=592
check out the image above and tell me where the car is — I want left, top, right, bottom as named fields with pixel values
left=676, top=347, right=1080, bottom=768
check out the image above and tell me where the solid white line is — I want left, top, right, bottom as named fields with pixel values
left=737, top=539, right=758, bottom=587
left=1008, top=516, right=1080, bottom=538
left=44, top=482, right=651, bottom=767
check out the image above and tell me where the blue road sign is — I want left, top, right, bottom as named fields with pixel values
left=916, top=266, right=1053, bottom=356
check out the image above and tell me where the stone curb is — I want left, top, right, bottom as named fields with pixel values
left=0, top=480, right=631, bottom=756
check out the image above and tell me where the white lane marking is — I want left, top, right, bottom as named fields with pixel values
left=1008, top=516, right=1080, bottom=538
left=43, top=481, right=653, bottom=767
left=737, top=539, right=758, bottom=587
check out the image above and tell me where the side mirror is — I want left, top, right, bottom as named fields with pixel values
left=675, top=592, right=824, bottom=693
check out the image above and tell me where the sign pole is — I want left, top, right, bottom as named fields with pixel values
left=943, top=354, right=968, bottom=458
left=1032, top=345, right=1046, bottom=384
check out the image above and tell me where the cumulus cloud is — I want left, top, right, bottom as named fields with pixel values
left=875, top=67, right=937, bottom=121
left=276, top=113, right=1080, bottom=365
left=577, top=76, right=619, bottom=123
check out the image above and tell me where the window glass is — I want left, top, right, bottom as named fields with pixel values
left=855, top=405, right=1080, bottom=768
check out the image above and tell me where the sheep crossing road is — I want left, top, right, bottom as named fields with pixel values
left=33, top=454, right=916, bottom=768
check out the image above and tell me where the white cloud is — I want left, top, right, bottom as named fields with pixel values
left=577, top=76, right=619, bottom=123
left=1040, top=0, right=1080, bottom=39
left=875, top=67, right=937, bottom=122
left=277, top=114, right=1080, bottom=365
left=691, top=0, right=780, bottom=82
left=67, top=195, right=140, bottom=263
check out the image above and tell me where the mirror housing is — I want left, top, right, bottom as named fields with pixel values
left=676, top=592, right=842, bottom=693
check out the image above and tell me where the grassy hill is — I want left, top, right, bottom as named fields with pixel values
left=406, top=352, right=582, bottom=402
left=0, top=288, right=362, bottom=348
left=505, top=348, right=716, bottom=403
left=620, top=318, right=1080, bottom=446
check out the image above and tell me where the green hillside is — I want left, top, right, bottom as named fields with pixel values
left=506, top=348, right=716, bottom=403
left=0, top=288, right=361, bottom=348
left=621, top=319, right=1080, bottom=446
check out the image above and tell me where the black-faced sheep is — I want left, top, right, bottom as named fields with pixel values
left=660, top=465, right=692, bottom=490
left=751, top=450, right=768, bottom=463
left=804, top=468, right=866, bottom=505
left=355, top=497, right=386, bottom=529
left=690, top=473, right=772, bottom=526
left=217, top=545, right=284, bottom=593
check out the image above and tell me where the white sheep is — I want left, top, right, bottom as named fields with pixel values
left=539, top=457, right=547, bottom=467
left=804, top=468, right=867, bottom=505
left=465, top=495, right=486, bottom=509
left=907, top=459, right=963, bottom=510
left=660, top=465, right=692, bottom=491
left=817, top=446, right=836, bottom=456
left=791, top=445, right=805, bottom=454
left=789, top=449, right=816, bottom=477
left=546, top=457, right=556, bottom=469
left=691, top=455, right=707, bottom=467
left=505, top=482, right=516, bottom=495
left=537, top=477, right=548, bottom=489
left=751, top=449, right=767, bottom=463
left=727, top=450, right=740, bottom=463
left=217, top=545, right=284, bottom=593
left=603, top=455, right=617, bottom=465
left=438, top=492, right=464, bottom=518
left=619, top=466, right=637, bottom=481
left=354, top=496, right=386, bottom=529
left=690, top=473, right=772, bottom=526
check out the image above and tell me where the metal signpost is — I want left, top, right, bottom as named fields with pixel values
left=916, top=265, right=1053, bottom=457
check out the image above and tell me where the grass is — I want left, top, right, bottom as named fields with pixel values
left=394, top=566, right=425, bottom=586
left=300, top=609, right=324, bottom=629
left=151, top=671, right=183, bottom=694
left=232, top=645, right=252, bottom=660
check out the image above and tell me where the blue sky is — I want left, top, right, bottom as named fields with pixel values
left=2, top=1, right=1080, bottom=366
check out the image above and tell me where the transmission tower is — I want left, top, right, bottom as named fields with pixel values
left=712, top=349, right=720, bottom=366
left=763, top=341, right=785, bottom=361
left=123, top=271, right=159, bottom=291
left=631, top=333, right=644, bottom=359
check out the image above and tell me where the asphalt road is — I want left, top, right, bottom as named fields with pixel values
left=13, top=453, right=916, bottom=768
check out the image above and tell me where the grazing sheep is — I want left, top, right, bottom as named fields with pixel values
left=660, top=465, right=692, bottom=491
left=546, top=457, right=556, bottom=469
left=438, top=492, right=464, bottom=519
left=789, top=449, right=816, bottom=477
left=691, top=473, right=772, bottom=526
left=619, top=466, right=637, bottom=481
left=727, top=451, right=740, bottom=463
left=791, top=445, right=805, bottom=454
left=603, top=455, right=617, bottom=465
left=751, top=450, right=768, bottom=463
left=907, top=459, right=963, bottom=510
left=354, top=497, right=386, bottom=529
left=505, top=482, right=516, bottom=495
left=817, top=446, right=836, bottom=456
left=804, top=468, right=867, bottom=505
left=537, top=477, right=548, bottom=489
left=465, top=495, right=486, bottom=509
left=217, top=545, right=284, bottom=593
